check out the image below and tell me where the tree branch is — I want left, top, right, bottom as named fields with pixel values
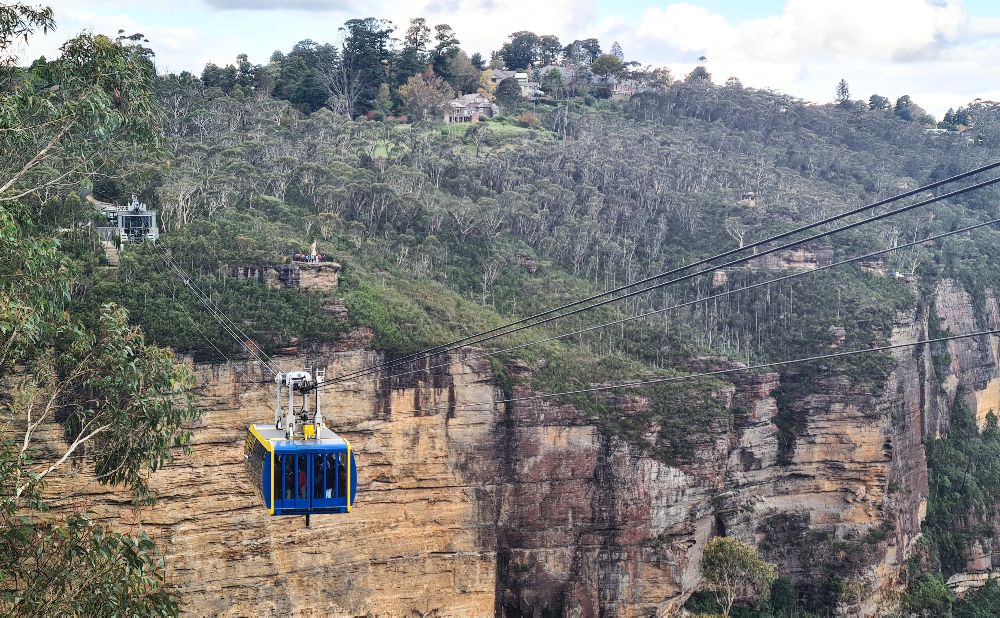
left=16, top=422, right=111, bottom=498
left=0, top=118, right=75, bottom=197
left=0, top=160, right=88, bottom=202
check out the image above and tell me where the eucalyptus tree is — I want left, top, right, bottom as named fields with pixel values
left=1, top=5, right=196, bottom=614
left=1, top=28, right=159, bottom=201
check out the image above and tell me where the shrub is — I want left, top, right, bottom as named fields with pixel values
left=516, top=111, right=541, bottom=128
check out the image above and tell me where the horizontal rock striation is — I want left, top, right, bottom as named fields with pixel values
left=32, top=279, right=1000, bottom=616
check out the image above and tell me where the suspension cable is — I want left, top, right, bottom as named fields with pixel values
left=383, top=329, right=1000, bottom=417
left=150, top=244, right=281, bottom=376
left=322, top=161, right=1000, bottom=385
left=155, top=247, right=278, bottom=366
left=322, top=172, right=1000, bottom=388
left=326, top=216, right=1000, bottom=388
left=177, top=301, right=280, bottom=386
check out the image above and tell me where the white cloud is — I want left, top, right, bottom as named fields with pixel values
left=739, top=0, right=965, bottom=62
left=636, top=3, right=733, bottom=54
left=21, top=1, right=213, bottom=73
left=608, top=0, right=1000, bottom=115
left=383, top=0, right=598, bottom=58
left=203, top=0, right=351, bottom=9
left=19, top=1, right=1000, bottom=116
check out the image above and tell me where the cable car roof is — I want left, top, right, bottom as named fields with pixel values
left=249, top=424, right=349, bottom=452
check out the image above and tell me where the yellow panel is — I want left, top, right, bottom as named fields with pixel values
left=248, top=424, right=275, bottom=452
left=248, top=425, right=276, bottom=515
left=346, top=440, right=352, bottom=512
left=303, top=424, right=315, bottom=440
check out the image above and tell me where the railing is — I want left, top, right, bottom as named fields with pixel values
left=96, top=227, right=118, bottom=241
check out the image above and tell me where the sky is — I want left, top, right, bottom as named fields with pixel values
left=15, top=0, right=1000, bottom=116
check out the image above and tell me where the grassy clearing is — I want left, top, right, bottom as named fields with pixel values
left=438, top=120, right=534, bottom=137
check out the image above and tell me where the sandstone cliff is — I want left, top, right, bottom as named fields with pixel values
left=35, top=278, right=1000, bottom=616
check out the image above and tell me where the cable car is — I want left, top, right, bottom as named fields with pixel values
left=244, top=369, right=357, bottom=522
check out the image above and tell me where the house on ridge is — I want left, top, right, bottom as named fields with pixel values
left=444, top=93, right=499, bottom=123
left=488, top=69, right=541, bottom=99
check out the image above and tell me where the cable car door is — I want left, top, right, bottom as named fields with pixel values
left=279, top=453, right=310, bottom=510
left=312, top=452, right=347, bottom=510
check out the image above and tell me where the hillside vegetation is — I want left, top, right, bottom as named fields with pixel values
left=7, top=5, right=1000, bottom=615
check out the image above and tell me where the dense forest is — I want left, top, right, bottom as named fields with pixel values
left=6, top=2, right=1000, bottom=615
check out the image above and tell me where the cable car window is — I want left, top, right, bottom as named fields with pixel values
left=280, top=455, right=293, bottom=499
left=337, top=453, right=348, bottom=499
left=243, top=435, right=266, bottom=506
left=324, top=454, right=336, bottom=498
left=296, top=454, right=308, bottom=499
left=313, top=455, right=324, bottom=500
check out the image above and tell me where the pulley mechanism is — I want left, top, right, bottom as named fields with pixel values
left=274, top=368, right=327, bottom=440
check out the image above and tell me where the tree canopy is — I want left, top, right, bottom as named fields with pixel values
left=1, top=4, right=196, bottom=613
left=700, top=536, right=777, bottom=617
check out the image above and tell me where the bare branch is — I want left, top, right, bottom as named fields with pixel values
left=0, top=119, right=75, bottom=197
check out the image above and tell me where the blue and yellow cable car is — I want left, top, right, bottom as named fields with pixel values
left=244, top=424, right=357, bottom=516
left=244, top=369, right=358, bottom=520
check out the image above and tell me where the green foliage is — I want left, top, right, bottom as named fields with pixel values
left=0, top=3, right=53, bottom=52
left=0, top=205, right=71, bottom=374
left=397, top=18, right=431, bottom=84
left=700, top=536, right=778, bottom=617
left=540, top=68, right=564, bottom=97
left=564, top=38, right=601, bottom=64
left=685, top=576, right=801, bottom=618
left=686, top=65, right=712, bottom=82
left=77, top=218, right=347, bottom=361
left=499, top=31, right=540, bottom=70
left=375, top=82, right=392, bottom=116
left=0, top=9, right=194, bottom=613
left=868, top=94, right=891, bottom=111
left=765, top=576, right=798, bottom=617
left=291, top=69, right=332, bottom=113
left=496, top=76, right=522, bottom=106
left=0, top=506, right=177, bottom=616
left=60, top=304, right=199, bottom=495
left=0, top=183, right=183, bottom=617
left=608, top=379, right=731, bottom=464
left=2, top=206, right=199, bottom=498
left=142, top=65, right=1000, bottom=496
left=955, top=576, right=1000, bottom=617
left=8, top=6, right=1000, bottom=614
left=924, top=399, right=1000, bottom=577
left=835, top=78, right=850, bottom=105
left=2, top=25, right=161, bottom=201
left=756, top=512, right=875, bottom=614
left=399, top=71, right=454, bottom=121
left=341, top=274, right=439, bottom=356
left=905, top=573, right=955, bottom=615
left=340, top=18, right=395, bottom=115
left=927, top=300, right=954, bottom=379
left=684, top=590, right=724, bottom=615
left=590, top=54, right=625, bottom=82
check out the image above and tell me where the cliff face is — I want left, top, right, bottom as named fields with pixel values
left=933, top=280, right=1000, bottom=429
left=33, top=348, right=884, bottom=616
left=45, top=349, right=500, bottom=617
left=37, top=278, right=1000, bottom=616
left=38, top=344, right=759, bottom=616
